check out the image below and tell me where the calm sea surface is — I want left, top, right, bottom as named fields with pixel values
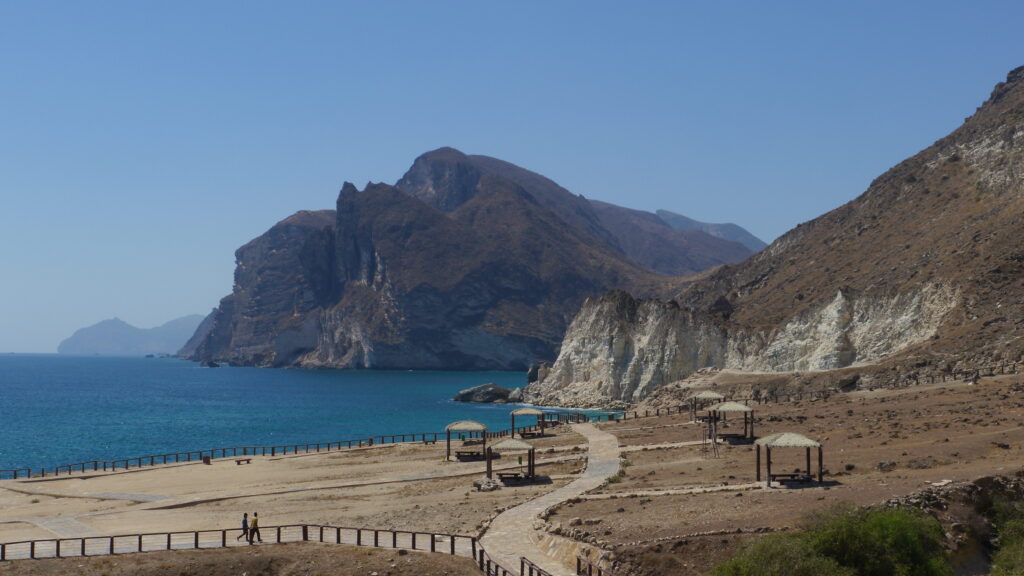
left=0, top=355, right=545, bottom=471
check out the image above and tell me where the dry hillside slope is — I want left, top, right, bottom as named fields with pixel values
left=528, top=66, right=1024, bottom=407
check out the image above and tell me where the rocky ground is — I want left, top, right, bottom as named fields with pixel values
left=545, top=374, right=1024, bottom=575
left=2, top=376, right=1022, bottom=575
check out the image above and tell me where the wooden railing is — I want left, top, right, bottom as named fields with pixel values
left=0, top=523, right=477, bottom=561
left=521, top=556, right=556, bottom=575
left=0, top=412, right=592, bottom=481
left=0, top=520, right=560, bottom=576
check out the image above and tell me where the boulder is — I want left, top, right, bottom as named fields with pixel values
left=454, top=382, right=513, bottom=403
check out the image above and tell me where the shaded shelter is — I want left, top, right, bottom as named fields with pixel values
left=755, top=432, right=823, bottom=486
left=689, top=390, right=725, bottom=420
left=486, top=437, right=536, bottom=481
left=510, top=407, right=545, bottom=437
left=445, top=420, right=488, bottom=461
left=707, top=401, right=755, bottom=440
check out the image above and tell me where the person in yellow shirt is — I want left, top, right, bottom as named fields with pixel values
left=248, top=512, right=263, bottom=544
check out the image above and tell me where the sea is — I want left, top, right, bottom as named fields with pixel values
left=0, top=355, right=566, bottom=472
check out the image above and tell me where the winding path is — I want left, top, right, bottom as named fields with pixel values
left=480, top=423, right=621, bottom=576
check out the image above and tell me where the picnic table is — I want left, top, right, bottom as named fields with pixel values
left=770, top=472, right=812, bottom=483
left=455, top=450, right=483, bottom=460
left=496, top=471, right=530, bottom=483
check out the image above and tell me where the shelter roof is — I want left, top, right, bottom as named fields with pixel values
left=511, top=407, right=544, bottom=416
left=755, top=432, right=820, bottom=448
left=445, top=420, right=488, bottom=432
left=690, top=390, right=726, bottom=401
left=708, top=401, right=753, bottom=413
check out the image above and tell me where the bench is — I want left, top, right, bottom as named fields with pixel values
left=519, top=430, right=542, bottom=438
left=235, top=458, right=252, bottom=465
left=422, top=439, right=437, bottom=445
left=455, top=450, right=483, bottom=460
left=497, top=471, right=534, bottom=484
left=770, top=473, right=811, bottom=483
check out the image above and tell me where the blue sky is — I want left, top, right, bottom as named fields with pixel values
left=1, top=2, right=1021, bottom=352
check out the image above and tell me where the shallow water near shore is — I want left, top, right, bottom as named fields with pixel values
left=0, top=355, right=536, bottom=471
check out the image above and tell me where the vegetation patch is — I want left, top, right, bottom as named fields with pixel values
left=990, top=494, right=1024, bottom=576
left=711, top=505, right=950, bottom=576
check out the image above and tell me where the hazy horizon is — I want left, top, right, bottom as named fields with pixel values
left=2, top=2, right=1022, bottom=352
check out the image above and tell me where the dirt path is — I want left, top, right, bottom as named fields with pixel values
left=480, top=423, right=621, bottom=576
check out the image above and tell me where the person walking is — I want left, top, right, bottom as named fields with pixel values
left=248, top=512, right=262, bottom=544
left=236, top=512, right=249, bottom=541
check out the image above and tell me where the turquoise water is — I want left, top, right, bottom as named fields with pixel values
left=0, top=355, right=539, bottom=471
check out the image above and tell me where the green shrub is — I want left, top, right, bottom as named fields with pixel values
left=710, top=533, right=855, bottom=576
left=804, top=505, right=951, bottom=576
left=990, top=498, right=1024, bottom=576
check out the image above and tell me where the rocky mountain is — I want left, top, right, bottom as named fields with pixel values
left=188, top=149, right=756, bottom=370
left=588, top=201, right=752, bottom=276
left=525, top=66, right=1024, bottom=407
left=655, top=209, right=767, bottom=252
left=58, top=315, right=206, bottom=356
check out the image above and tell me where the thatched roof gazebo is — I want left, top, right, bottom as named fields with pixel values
left=707, top=401, right=755, bottom=440
left=755, top=432, right=823, bottom=486
left=510, top=407, right=545, bottom=437
left=689, top=390, right=726, bottom=420
left=486, top=437, right=536, bottom=480
left=445, top=420, right=488, bottom=461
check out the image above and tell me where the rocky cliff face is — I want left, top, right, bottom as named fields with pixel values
left=189, top=149, right=754, bottom=370
left=527, top=66, right=1024, bottom=407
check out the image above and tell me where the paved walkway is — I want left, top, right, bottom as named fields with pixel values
left=28, top=515, right=96, bottom=538
left=480, top=423, right=621, bottom=576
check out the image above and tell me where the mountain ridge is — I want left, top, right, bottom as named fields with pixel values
left=58, top=315, right=205, bottom=356
left=188, top=149, right=758, bottom=369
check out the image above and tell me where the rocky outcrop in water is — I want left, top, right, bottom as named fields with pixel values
left=527, top=66, right=1024, bottom=407
left=453, top=382, right=514, bottom=403
left=188, top=149, right=755, bottom=370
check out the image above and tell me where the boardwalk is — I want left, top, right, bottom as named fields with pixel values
left=480, top=423, right=621, bottom=576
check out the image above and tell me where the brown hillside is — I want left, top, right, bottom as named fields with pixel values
left=682, top=65, right=1024, bottom=365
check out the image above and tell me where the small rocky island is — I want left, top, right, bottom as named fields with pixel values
left=453, top=382, right=523, bottom=403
